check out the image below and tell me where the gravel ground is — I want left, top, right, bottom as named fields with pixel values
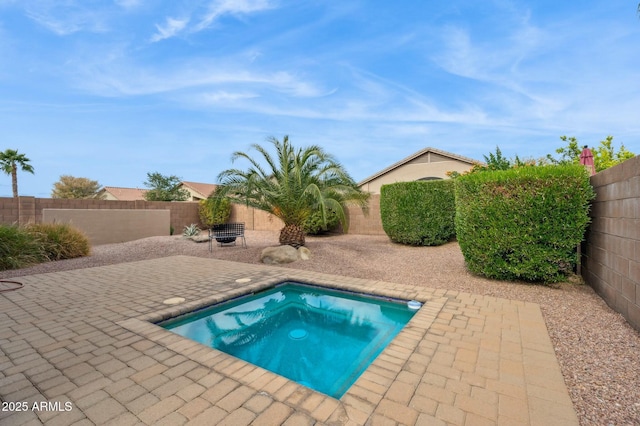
left=2, top=230, right=639, bottom=425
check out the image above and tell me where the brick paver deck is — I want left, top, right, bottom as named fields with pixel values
left=0, top=256, right=578, bottom=425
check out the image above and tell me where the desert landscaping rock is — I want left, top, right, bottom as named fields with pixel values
left=260, top=245, right=300, bottom=264
left=189, top=234, right=210, bottom=243
left=298, top=246, right=311, bottom=260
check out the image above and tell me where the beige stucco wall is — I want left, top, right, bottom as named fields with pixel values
left=42, top=209, right=170, bottom=245
left=360, top=158, right=474, bottom=194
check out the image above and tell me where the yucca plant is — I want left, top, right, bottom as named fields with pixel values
left=183, top=223, right=201, bottom=237
left=217, top=136, right=369, bottom=247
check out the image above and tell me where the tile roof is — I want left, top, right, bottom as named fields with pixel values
left=358, top=146, right=482, bottom=186
left=180, top=181, right=218, bottom=199
left=100, top=186, right=147, bottom=201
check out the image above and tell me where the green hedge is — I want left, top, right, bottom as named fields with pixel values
left=455, top=165, right=595, bottom=283
left=380, top=180, right=456, bottom=246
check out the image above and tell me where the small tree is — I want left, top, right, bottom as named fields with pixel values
left=51, top=175, right=105, bottom=199
left=0, top=149, right=34, bottom=198
left=548, top=136, right=635, bottom=172
left=143, top=172, right=189, bottom=201
left=199, top=190, right=232, bottom=227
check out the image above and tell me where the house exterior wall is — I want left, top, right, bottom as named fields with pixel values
left=182, top=187, right=202, bottom=201
left=359, top=157, right=473, bottom=194
left=102, top=192, right=119, bottom=201
left=581, top=155, right=640, bottom=332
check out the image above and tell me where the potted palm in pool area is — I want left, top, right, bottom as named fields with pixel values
left=216, top=135, right=369, bottom=248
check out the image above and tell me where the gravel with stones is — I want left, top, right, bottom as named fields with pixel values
left=2, top=230, right=639, bottom=426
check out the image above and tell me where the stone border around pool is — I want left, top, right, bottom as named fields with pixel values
left=118, top=273, right=448, bottom=415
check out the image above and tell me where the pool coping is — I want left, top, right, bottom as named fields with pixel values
left=118, top=275, right=448, bottom=415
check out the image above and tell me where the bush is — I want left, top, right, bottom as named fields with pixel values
left=0, top=224, right=46, bottom=271
left=455, top=165, right=595, bottom=283
left=199, top=195, right=231, bottom=227
left=380, top=180, right=456, bottom=246
left=303, top=209, right=340, bottom=235
left=25, top=223, right=91, bottom=261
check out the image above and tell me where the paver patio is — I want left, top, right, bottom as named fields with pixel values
left=0, top=256, right=578, bottom=425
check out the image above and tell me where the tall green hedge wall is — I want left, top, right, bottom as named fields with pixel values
left=380, top=180, right=456, bottom=246
left=455, top=165, right=595, bottom=283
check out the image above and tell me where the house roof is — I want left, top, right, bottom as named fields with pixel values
left=358, top=147, right=481, bottom=186
left=180, top=181, right=218, bottom=199
left=101, top=186, right=147, bottom=201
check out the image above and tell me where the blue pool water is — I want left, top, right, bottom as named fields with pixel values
left=159, top=282, right=417, bottom=398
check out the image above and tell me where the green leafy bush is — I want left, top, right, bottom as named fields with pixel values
left=380, top=180, right=456, bottom=246
left=199, top=195, right=231, bottom=227
left=25, top=223, right=91, bottom=261
left=455, top=165, right=595, bottom=283
left=303, top=208, right=340, bottom=235
left=0, top=224, right=46, bottom=270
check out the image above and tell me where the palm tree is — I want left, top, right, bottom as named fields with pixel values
left=217, top=136, right=369, bottom=247
left=0, top=149, right=35, bottom=198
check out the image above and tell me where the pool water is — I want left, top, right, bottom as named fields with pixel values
left=159, top=282, right=417, bottom=398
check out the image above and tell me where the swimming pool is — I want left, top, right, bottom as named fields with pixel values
left=159, top=282, right=418, bottom=398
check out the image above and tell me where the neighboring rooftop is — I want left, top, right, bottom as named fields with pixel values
left=179, top=181, right=218, bottom=201
left=98, top=181, right=218, bottom=202
left=358, top=147, right=481, bottom=194
left=99, top=186, right=147, bottom=201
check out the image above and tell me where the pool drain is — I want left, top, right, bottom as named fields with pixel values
left=289, top=329, right=308, bottom=340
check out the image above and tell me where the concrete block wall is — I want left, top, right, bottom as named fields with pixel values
left=582, top=156, right=640, bottom=331
left=0, top=197, right=19, bottom=224
left=346, top=194, right=385, bottom=235
left=0, top=197, right=200, bottom=238
left=228, top=204, right=283, bottom=232
left=0, top=194, right=384, bottom=236
left=43, top=209, right=170, bottom=245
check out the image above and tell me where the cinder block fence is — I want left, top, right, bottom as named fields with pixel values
left=581, top=155, right=640, bottom=332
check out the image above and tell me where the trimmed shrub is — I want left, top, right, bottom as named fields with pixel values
left=455, top=165, right=595, bottom=283
left=25, top=223, right=91, bottom=261
left=0, top=224, right=46, bottom=270
left=199, top=196, right=231, bottom=227
left=380, top=180, right=456, bottom=246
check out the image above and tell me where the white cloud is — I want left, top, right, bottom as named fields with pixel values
left=114, top=0, right=143, bottom=9
left=194, top=0, right=275, bottom=32
left=201, top=90, right=259, bottom=103
left=71, top=55, right=331, bottom=103
left=150, top=17, right=190, bottom=42
left=148, top=0, right=275, bottom=42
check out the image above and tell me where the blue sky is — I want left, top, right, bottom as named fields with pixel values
left=1, top=0, right=639, bottom=197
